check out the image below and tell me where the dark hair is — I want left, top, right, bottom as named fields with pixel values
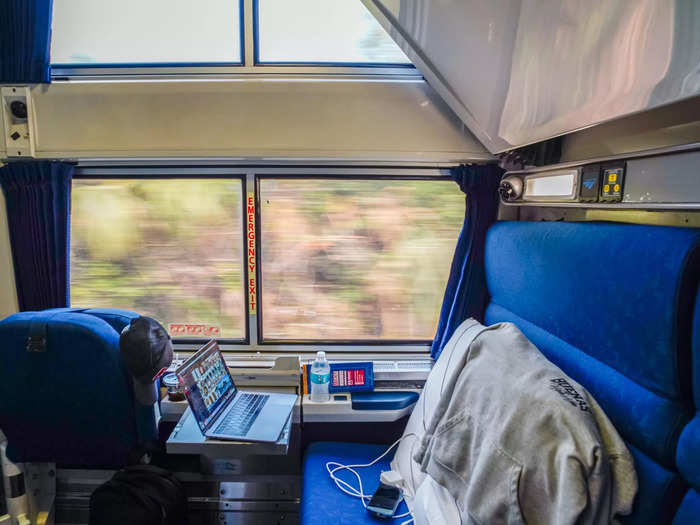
left=120, top=316, right=173, bottom=381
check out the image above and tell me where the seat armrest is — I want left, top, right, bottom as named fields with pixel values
left=351, top=391, right=419, bottom=411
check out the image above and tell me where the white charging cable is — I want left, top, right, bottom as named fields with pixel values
left=325, top=434, right=416, bottom=524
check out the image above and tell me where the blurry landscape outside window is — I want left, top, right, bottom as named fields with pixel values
left=257, top=0, right=411, bottom=64
left=71, top=179, right=246, bottom=338
left=259, top=179, right=464, bottom=341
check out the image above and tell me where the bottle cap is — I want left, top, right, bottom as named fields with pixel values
left=317, top=351, right=326, bottom=360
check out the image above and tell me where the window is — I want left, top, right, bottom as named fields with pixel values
left=70, top=178, right=246, bottom=339
left=51, top=0, right=243, bottom=66
left=258, top=178, right=463, bottom=342
left=255, top=0, right=411, bottom=65
left=50, top=0, right=415, bottom=74
left=70, top=172, right=461, bottom=349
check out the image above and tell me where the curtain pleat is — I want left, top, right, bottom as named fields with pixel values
left=0, top=161, right=73, bottom=310
left=0, top=0, right=53, bottom=83
left=431, top=164, right=503, bottom=359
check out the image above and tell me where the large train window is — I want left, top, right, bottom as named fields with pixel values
left=255, top=0, right=411, bottom=66
left=258, top=177, right=463, bottom=343
left=51, top=0, right=243, bottom=67
left=50, top=0, right=416, bottom=77
left=70, top=178, right=247, bottom=341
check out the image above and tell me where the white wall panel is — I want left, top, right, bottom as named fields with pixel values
left=29, top=79, right=490, bottom=162
left=561, top=96, right=700, bottom=162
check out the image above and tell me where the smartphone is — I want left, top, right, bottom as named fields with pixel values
left=366, top=483, right=402, bottom=519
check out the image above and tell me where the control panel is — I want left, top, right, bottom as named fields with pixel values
left=500, top=162, right=626, bottom=205
left=600, top=164, right=625, bottom=202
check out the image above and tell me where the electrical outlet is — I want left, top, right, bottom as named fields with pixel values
left=2, top=87, right=35, bottom=158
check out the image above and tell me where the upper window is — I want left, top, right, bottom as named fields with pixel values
left=258, top=178, right=463, bottom=342
left=70, top=178, right=246, bottom=339
left=256, top=0, right=411, bottom=65
left=51, top=0, right=243, bottom=66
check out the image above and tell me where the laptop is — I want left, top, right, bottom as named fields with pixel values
left=176, top=340, right=296, bottom=442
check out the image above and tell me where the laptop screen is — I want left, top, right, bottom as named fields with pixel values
left=177, top=340, right=237, bottom=431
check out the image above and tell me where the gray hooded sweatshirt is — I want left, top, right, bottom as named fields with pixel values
left=384, top=319, right=637, bottom=524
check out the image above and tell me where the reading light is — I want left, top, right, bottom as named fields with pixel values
left=499, top=175, right=524, bottom=202
left=523, top=168, right=580, bottom=201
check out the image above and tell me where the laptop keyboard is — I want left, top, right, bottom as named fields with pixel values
left=214, top=393, right=270, bottom=436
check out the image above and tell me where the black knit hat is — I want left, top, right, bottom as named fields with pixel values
left=119, top=316, right=173, bottom=405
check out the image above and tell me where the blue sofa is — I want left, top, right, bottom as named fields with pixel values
left=301, top=221, right=700, bottom=524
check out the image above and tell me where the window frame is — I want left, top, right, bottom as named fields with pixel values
left=255, top=171, right=457, bottom=346
left=71, top=165, right=454, bottom=358
left=50, top=0, right=418, bottom=79
left=70, top=169, right=251, bottom=346
left=252, top=0, right=415, bottom=69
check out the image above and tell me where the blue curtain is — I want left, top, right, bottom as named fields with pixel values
left=0, top=0, right=53, bottom=83
left=431, top=164, right=503, bottom=359
left=0, top=161, right=73, bottom=311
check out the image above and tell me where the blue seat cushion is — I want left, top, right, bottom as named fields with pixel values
left=486, top=304, right=689, bottom=468
left=671, top=288, right=700, bottom=521
left=301, top=442, right=408, bottom=525
left=33, top=308, right=156, bottom=446
left=0, top=311, right=146, bottom=467
left=694, top=287, right=700, bottom=407
left=677, top=418, right=700, bottom=491
left=670, top=277, right=700, bottom=525
left=486, top=221, right=700, bottom=403
left=673, top=489, right=700, bottom=524
left=484, top=221, right=700, bottom=523
left=621, top=445, right=687, bottom=524
left=42, top=307, right=141, bottom=333
left=82, top=308, right=141, bottom=333
left=486, top=306, right=687, bottom=524
left=485, top=222, right=700, bottom=467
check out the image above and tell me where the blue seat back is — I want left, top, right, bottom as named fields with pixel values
left=484, top=221, right=700, bottom=524
left=0, top=308, right=155, bottom=467
left=674, top=287, right=700, bottom=523
left=42, top=307, right=141, bottom=333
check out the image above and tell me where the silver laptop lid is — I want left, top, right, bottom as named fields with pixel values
left=176, top=340, right=237, bottom=433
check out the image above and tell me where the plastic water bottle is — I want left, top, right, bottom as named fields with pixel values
left=310, top=351, right=331, bottom=402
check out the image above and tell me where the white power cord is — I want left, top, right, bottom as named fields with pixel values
left=325, top=435, right=415, bottom=525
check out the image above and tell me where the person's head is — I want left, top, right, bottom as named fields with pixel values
left=120, top=316, right=173, bottom=405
